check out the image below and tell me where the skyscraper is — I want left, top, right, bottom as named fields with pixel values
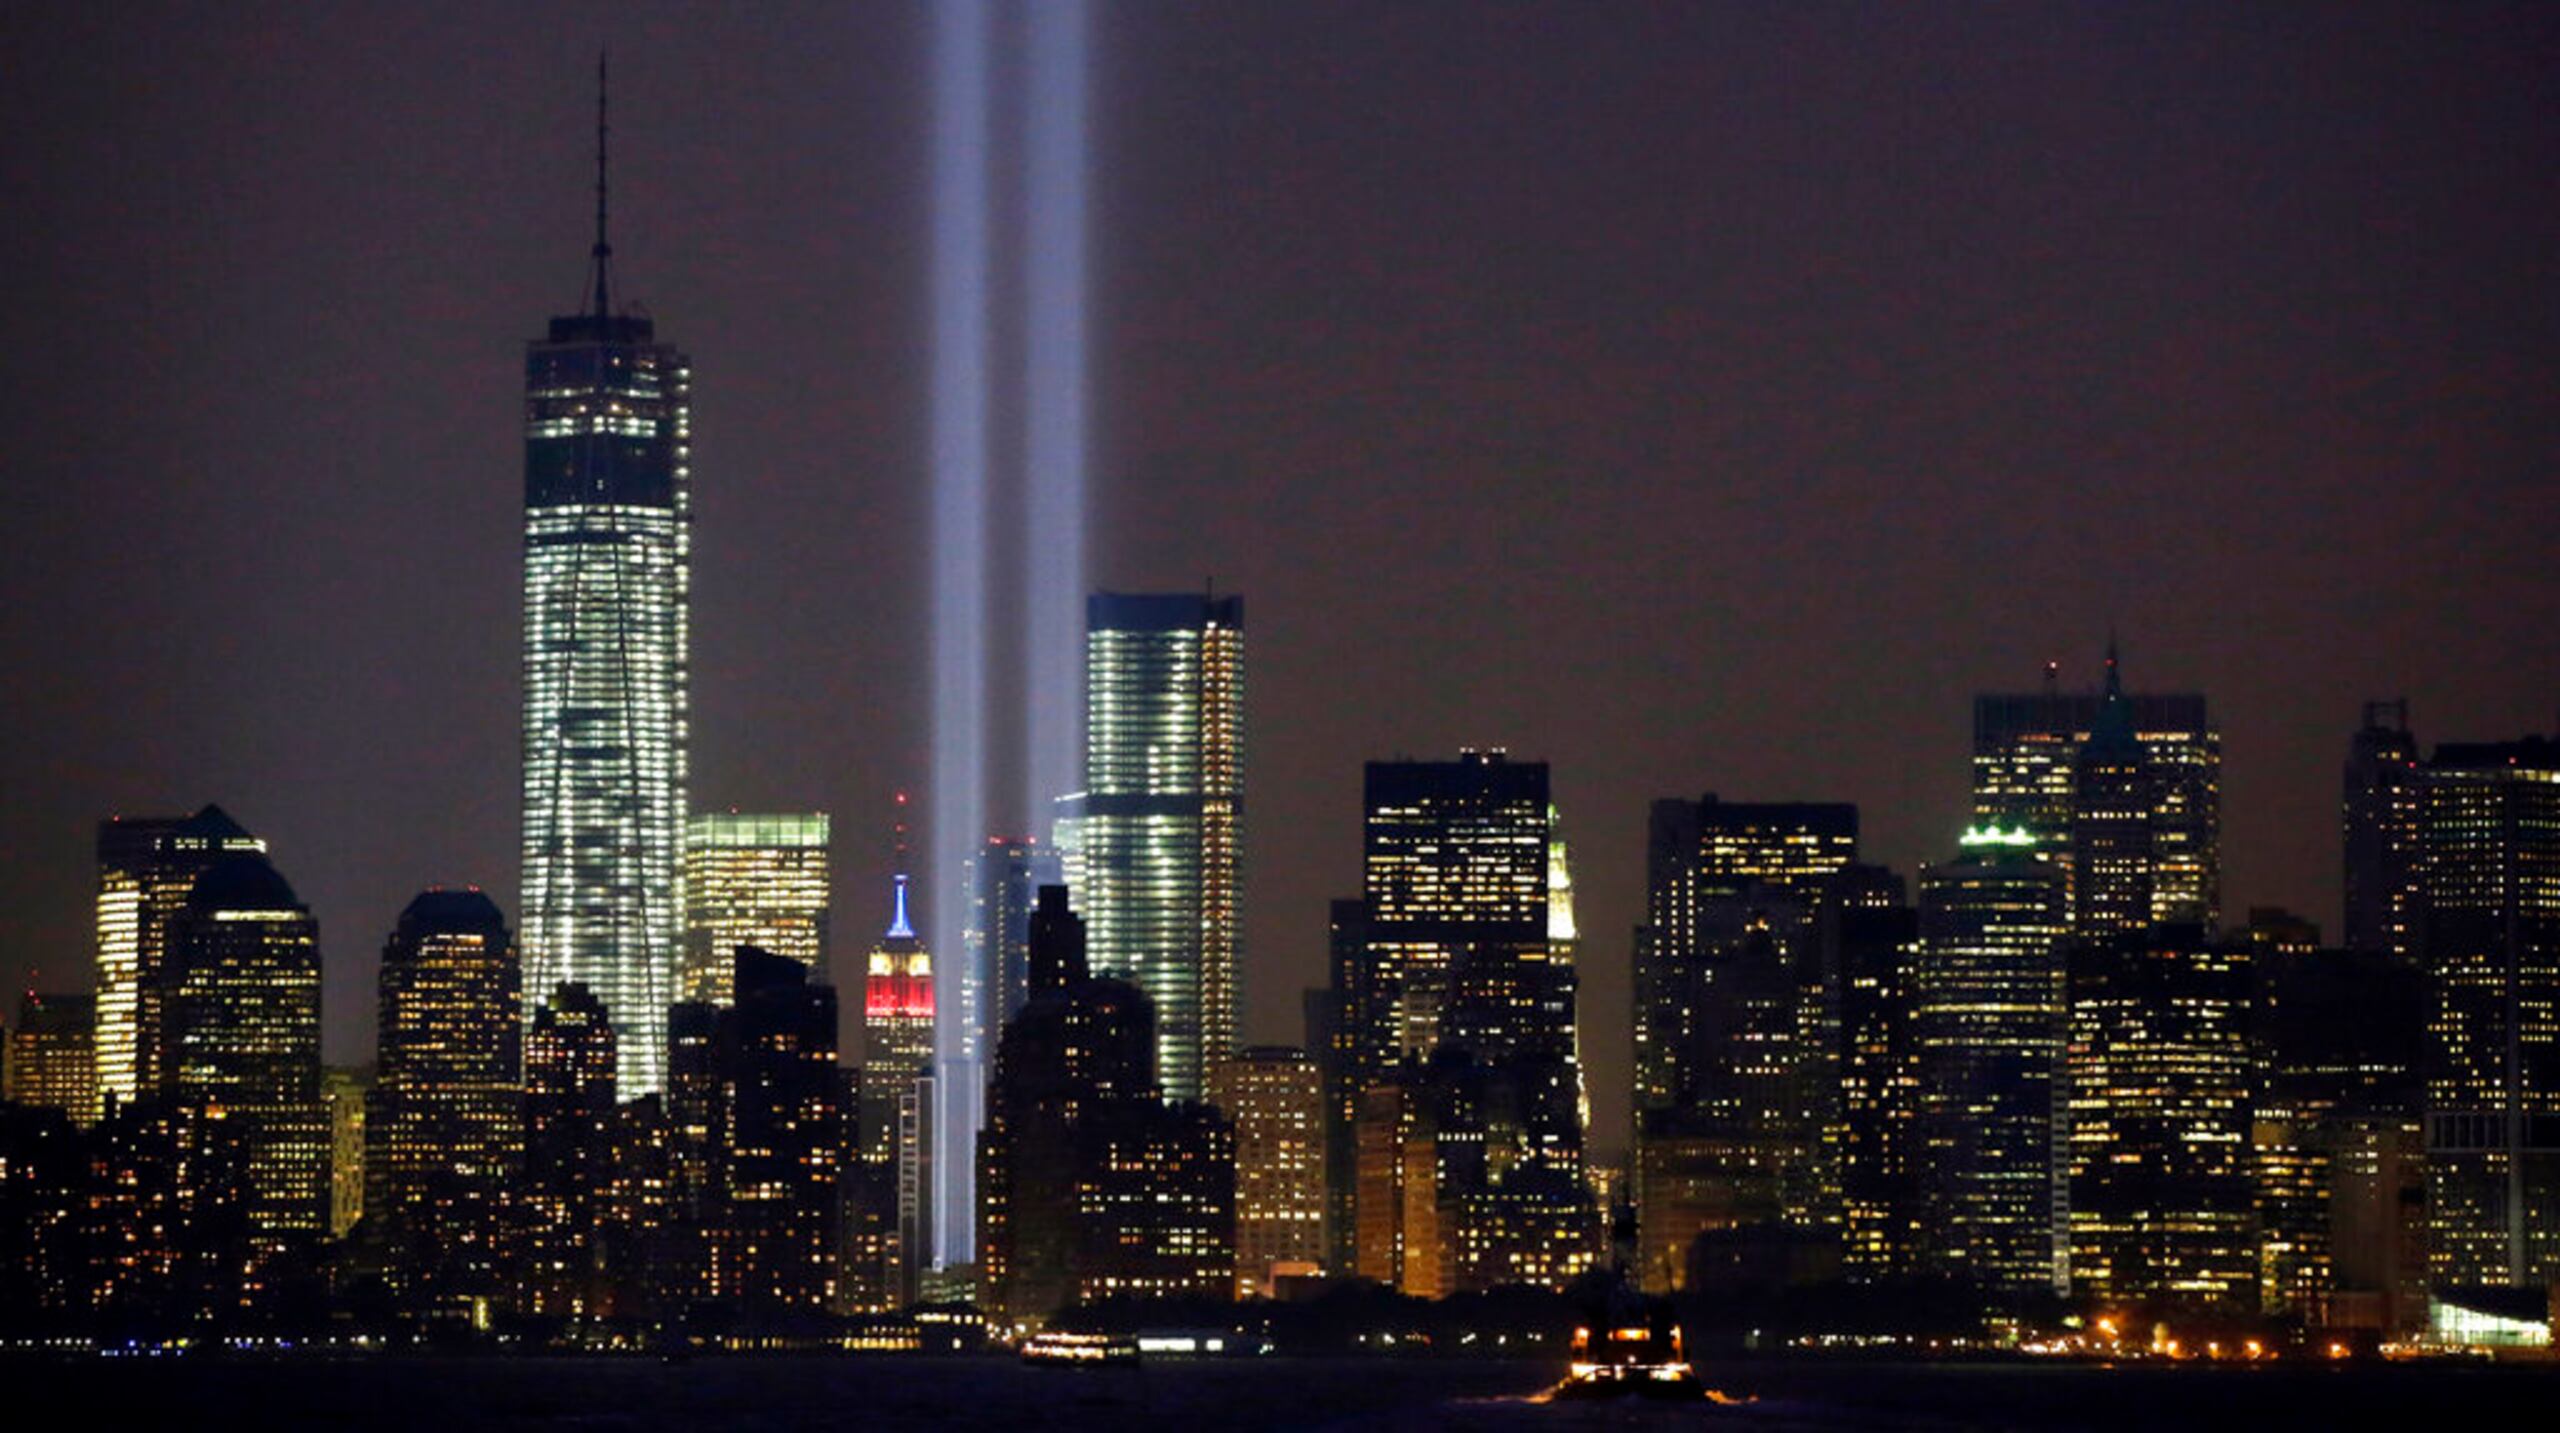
left=1211, top=1047, right=1328, bottom=1298
left=1348, top=752, right=1593, bottom=1293
left=1632, top=795, right=1858, bottom=1113
left=1972, top=646, right=2219, bottom=932
left=944, top=833, right=1057, bottom=1265
left=861, top=874, right=934, bottom=1298
left=2252, top=926, right=2424, bottom=1325
left=716, top=946, right=847, bottom=1321
left=1360, top=752, right=1553, bottom=1073
left=6, top=991, right=97, bottom=1128
left=1629, top=794, right=1858, bottom=1290
left=522, top=983, right=618, bottom=1320
left=166, top=854, right=329, bottom=1248
left=682, top=813, right=831, bottom=1003
left=323, top=1066, right=370, bottom=1239
left=2063, top=925, right=2255, bottom=1310
left=970, top=836, right=1059, bottom=1048
left=92, top=805, right=265, bottom=1108
left=2415, top=736, right=2560, bottom=1289
left=978, top=886, right=1233, bottom=1324
left=1080, top=591, right=1244, bottom=1102
left=519, top=79, right=691, bottom=1098
left=1821, top=877, right=1921, bottom=1282
left=2342, top=701, right=2421, bottom=958
left=1912, top=831, right=2068, bottom=1297
left=367, top=889, right=522, bottom=1308
left=861, top=877, right=935, bottom=1168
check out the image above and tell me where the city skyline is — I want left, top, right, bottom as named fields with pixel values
left=4, top=5, right=2558, bottom=1158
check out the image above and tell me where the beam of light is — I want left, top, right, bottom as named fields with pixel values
left=928, top=0, right=991, bottom=1273
left=1023, top=0, right=1088, bottom=843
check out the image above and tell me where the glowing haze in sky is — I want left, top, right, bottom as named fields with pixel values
left=0, top=4, right=2554, bottom=1166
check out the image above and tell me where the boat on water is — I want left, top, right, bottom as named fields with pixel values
left=1019, top=1330, right=1141, bottom=1367
left=1556, top=1315, right=1702, bottom=1400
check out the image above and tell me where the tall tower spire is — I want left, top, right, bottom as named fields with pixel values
left=591, top=48, right=612, bottom=319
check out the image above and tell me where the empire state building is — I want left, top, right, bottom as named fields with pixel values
left=519, top=70, right=689, bottom=1096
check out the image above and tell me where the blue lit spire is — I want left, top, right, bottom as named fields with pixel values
left=888, top=873, right=915, bottom=941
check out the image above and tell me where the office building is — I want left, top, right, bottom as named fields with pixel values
left=2064, top=925, right=2255, bottom=1310
left=1821, top=883, right=1920, bottom=1281
left=1211, top=1047, right=1327, bottom=1297
left=943, top=833, right=1058, bottom=1267
left=2252, top=930, right=2424, bottom=1325
left=1080, top=591, right=1244, bottom=1101
left=980, top=886, right=1235, bottom=1324
left=2417, top=736, right=2560, bottom=1289
left=1358, top=753, right=1552, bottom=1078
left=1632, top=795, right=1857, bottom=1116
left=518, top=122, right=691, bottom=1099
left=860, top=875, right=934, bottom=1300
left=2342, top=702, right=2421, bottom=959
left=1972, top=645, right=2219, bottom=932
left=682, top=812, right=831, bottom=1002
left=323, top=1066, right=370, bottom=1239
left=861, top=877, right=935, bottom=1167
left=1340, top=753, right=1594, bottom=1292
left=7, top=991, right=97, bottom=1128
left=163, top=854, right=329, bottom=1263
left=367, top=889, right=522, bottom=1306
left=522, top=983, right=618, bottom=1320
left=1630, top=794, right=1857, bottom=1290
left=715, top=946, right=846, bottom=1321
left=1912, top=831, right=2068, bottom=1297
left=93, top=805, right=265, bottom=1107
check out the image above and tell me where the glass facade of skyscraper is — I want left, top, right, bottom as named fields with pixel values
left=1080, top=592, right=1243, bottom=1103
left=681, top=812, right=831, bottom=1003
left=520, top=308, right=691, bottom=1098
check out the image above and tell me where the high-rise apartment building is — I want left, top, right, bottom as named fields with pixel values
left=519, top=126, right=691, bottom=1099
left=1080, top=591, right=1243, bottom=1102
left=166, top=854, right=329, bottom=1248
left=1211, top=1047, right=1327, bottom=1297
left=682, top=813, right=830, bottom=1002
left=2342, top=701, right=2421, bottom=958
left=368, top=889, right=522, bottom=1306
left=7, top=992, right=98, bottom=1127
left=93, top=805, right=265, bottom=1108
left=1972, top=646, right=2219, bottom=933
left=1912, top=832, right=2068, bottom=1297
left=2416, top=736, right=2560, bottom=1289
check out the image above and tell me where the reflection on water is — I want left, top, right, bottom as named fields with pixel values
left=11, top=1355, right=2560, bottom=1432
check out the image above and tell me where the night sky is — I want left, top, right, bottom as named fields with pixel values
left=4, top=3, right=2554, bottom=1153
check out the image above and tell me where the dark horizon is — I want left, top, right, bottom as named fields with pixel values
left=4, top=2, right=2556, bottom=1154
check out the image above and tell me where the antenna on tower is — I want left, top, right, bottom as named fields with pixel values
left=591, top=47, right=613, bottom=319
